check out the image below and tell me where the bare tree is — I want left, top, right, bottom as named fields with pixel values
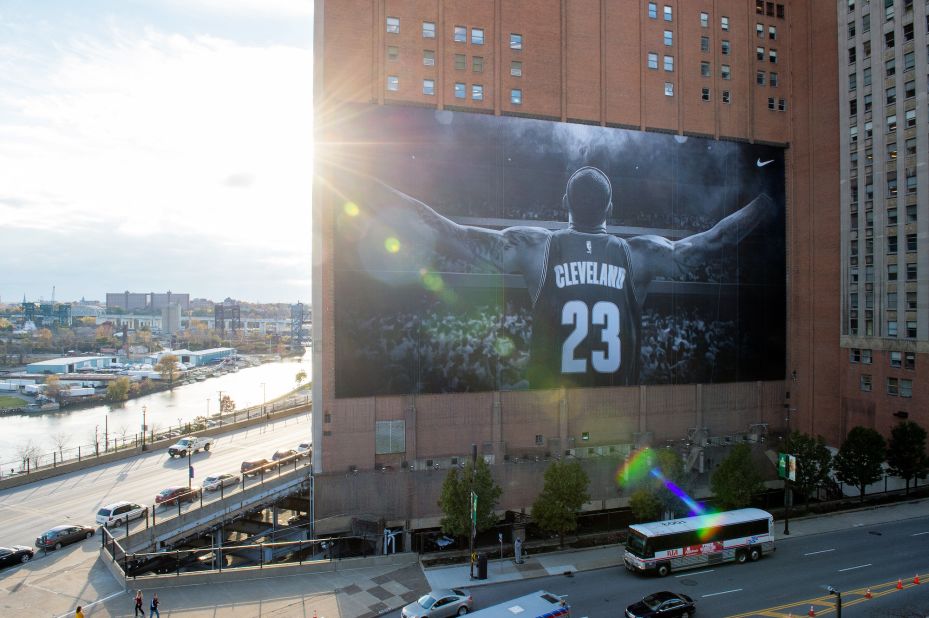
left=51, top=432, right=71, bottom=461
left=16, top=440, right=40, bottom=472
left=118, top=425, right=129, bottom=450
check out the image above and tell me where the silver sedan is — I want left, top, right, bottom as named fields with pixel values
left=201, top=473, right=240, bottom=492
left=401, top=588, right=472, bottom=617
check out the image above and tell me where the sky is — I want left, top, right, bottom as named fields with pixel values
left=0, top=0, right=313, bottom=305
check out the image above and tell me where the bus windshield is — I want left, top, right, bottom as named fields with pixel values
left=625, top=530, right=648, bottom=557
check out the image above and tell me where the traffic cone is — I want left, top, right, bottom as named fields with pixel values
left=897, top=578, right=903, bottom=590
left=865, top=588, right=872, bottom=599
left=808, top=605, right=815, bottom=616
left=915, top=573, right=921, bottom=585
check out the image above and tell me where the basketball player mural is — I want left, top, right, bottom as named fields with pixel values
left=346, top=166, right=776, bottom=391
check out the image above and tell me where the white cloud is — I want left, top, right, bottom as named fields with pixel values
left=163, top=0, right=313, bottom=19
left=0, top=25, right=313, bottom=301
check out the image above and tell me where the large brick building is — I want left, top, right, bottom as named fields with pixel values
left=311, top=0, right=844, bottom=526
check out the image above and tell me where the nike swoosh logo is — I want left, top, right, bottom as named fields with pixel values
left=756, top=158, right=774, bottom=167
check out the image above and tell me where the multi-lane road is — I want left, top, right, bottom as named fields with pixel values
left=0, top=411, right=311, bottom=553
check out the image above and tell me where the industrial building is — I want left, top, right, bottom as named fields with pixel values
left=105, top=290, right=190, bottom=312
left=26, top=356, right=122, bottom=375
left=311, top=0, right=842, bottom=527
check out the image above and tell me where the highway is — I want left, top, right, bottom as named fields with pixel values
left=0, top=411, right=311, bottom=555
left=385, top=514, right=929, bottom=617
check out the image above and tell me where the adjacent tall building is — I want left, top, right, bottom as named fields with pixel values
left=312, top=0, right=843, bottom=525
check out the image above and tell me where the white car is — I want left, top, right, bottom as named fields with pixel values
left=296, top=442, right=312, bottom=458
left=96, top=501, right=148, bottom=528
left=202, top=473, right=240, bottom=492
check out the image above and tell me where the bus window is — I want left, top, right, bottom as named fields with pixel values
left=626, top=531, right=648, bottom=556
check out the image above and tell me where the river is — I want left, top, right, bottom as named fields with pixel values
left=0, top=351, right=311, bottom=466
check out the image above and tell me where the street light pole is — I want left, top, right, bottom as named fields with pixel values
left=141, top=406, right=147, bottom=450
left=261, top=383, right=267, bottom=416
left=784, top=370, right=797, bottom=536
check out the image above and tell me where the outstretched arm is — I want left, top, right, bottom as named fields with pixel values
left=629, top=193, right=776, bottom=285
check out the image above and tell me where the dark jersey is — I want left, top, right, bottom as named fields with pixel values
left=527, top=229, right=641, bottom=389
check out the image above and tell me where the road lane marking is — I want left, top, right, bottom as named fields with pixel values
left=703, top=588, right=742, bottom=598
left=804, top=549, right=835, bottom=556
left=676, top=569, right=715, bottom=577
left=54, top=590, right=126, bottom=618
left=911, top=531, right=929, bottom=536
left=838, top=563, right=871, bottom=572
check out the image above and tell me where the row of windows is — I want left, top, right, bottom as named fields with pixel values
left=387, top=76, right=523, bottom=104
left=851, top=233, right=919, bottom=255
left=860, top=374, right=914, bottom=396
left=850, top=348, right=917, bottom=370
left=700, top=88, right=733, bottom=103
left=848, top=205, right=918, bottom=230
left=645, top=519, right=770, bottom=555
left=387, top=48, right=525, bottom=77
left=756, top=70, right=781, bottom=86
left=847, top=0, right=916, bottom=19
left=849, top=81, right=918, bottom=115
left=387, top=18, right=523, bottom=50
left=848, top=52, right=918, bottom=90
left=848, top=2, right=921, bottom=38
left=850, top=138, right=918, bottom=168
left=850, top=316, right=919, bottom=338
left=849, top=108, right=922, bottom=143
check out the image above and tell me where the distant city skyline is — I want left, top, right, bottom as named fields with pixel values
left=0, top=0, right=313, bottom=304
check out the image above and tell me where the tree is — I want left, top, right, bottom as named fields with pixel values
left=629, top=488, right=663, bottom=523
left=531, top=460, right=590, bottom=547
left=52, top=432, right=70, bottom=460
left=106, top=376, right=131, bottom=402
left=33, top=328, right=53, bottom=350
left=295, top=369, right=308, bottom=387
left=710, top=443, right=764, bottom=509
left=437, top=457, right=502, bottom=540
left=886, top=421, right=929, bottom=496
left=620, top=447, right=689, bottom=520
left=220, top=395, right=235, bottom=414
left=834, top=426, right=886, bottom=502
left=155, top=353, right=180, bottom=384
left=44, top=375, right=62, bottom=401
left=789, top=432, right=833, bottom=509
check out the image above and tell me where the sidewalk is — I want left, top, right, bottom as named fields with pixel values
left=68, top=498, right=926, bottom=617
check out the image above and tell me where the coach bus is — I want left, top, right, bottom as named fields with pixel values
left=623, top=508, right=775, bottom=577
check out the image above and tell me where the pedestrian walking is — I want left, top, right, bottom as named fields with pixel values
left=149, top=592, right=160, bottom=618
left=75, top=606, right=84, bottom=618
left=134, top=590, right=144, bottom=617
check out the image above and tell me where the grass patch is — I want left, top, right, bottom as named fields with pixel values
left=0, top=395, right=27, bottom=409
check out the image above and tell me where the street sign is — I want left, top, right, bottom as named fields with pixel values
left=189, top=465, right=195, bottom=479
left=778, top=453, right=797, bottom=481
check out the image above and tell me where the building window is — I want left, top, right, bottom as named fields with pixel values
left=664, top=82, right=674, bottom=96
left=721, top=64, right=731, bottom=80
left=701, top=61, right=711, bottom=77
left=454, top=82, right=466, bottom=99
left=860, top=374, right=872, bottom=391
left=375, top=420, right=405, bottom=454
left=423, top=49, right=435, bottom=66
left=511, top=88, right=522, bottom=105
left=387, top=75, right=399, bottom=91
left=906, top=233, right=917, bottom=252
left=648, top=52, right=659, bottom=70
left=423, top=21, right=436, bottom=38
left=454, top=26, right=467, bottom=43
left=721, top=16, right=729, bottom=31
left=511, top=61, right=523, bottom=77
left=768, top=97, right=776, bottom=110
left=904, top=51, right=915, bottom=71
left=700, top=36, right=710, bottom=52
left=757, top=70, right=766, bottom=85
left=863, top=40, right=870, bottom=57
left=777, top=3, right=785, bottom=18
left=905, top=109, right=917, bottom=128
left=850, top=348, right=862, bottom=363
left=904, top=79, right=915, bottom=98
left=386, top=16, right=400, bottom=34
left=903, top=22, right=914, bottom=41
left=886, top=30, right=895, bottom=49
left=863, top=349, right=873, bottom=364
left=886, top=58, right=896, bottom=77
left=757, top=23, right=765, bottom=38
left=510, top=33, right=523, bottom=50
left=472, top=84, right=484, bottom=101
left=888, top=264, right=898, bottom=280
left=648, top=2, right=657, bottom=19
left=888, top=207, right=898, bottom=224
left=722, top=40, right=731, bottom=55
left=905, top=352, right=916, bottom=370
left=471, top=28, right=484, bottom=45
left=387, top=45, right=399, bottom=61
left=756, top=0, right=764, bottom=13
left=886, top=86, right=896, bottom=105
left=757, top=46, right=765, bottom=61
left=849, top=21, right=856, bottom=38
left=849, top=72, right=857, bottom=90
left=770, top=72, right=779, bottom=87
left=863, top=13, right=870, bottom=32
left=891, top=351, right=903, bottom=368
left=664, top=55, right=674, bottom=71
left=885, top=0, right=895, bottom=19
left=906, top=321, right=917, bottom=338
left=906, top=137, right=917, bottom=155
left=887, top=114, right=897, bottom=131
left=701, top=87, right=711, bottom=101
left=769, top=25, right=777, bottom=39
left=906, top=262, right=917, bottom=281
left=888, top=235, right=898, bottom=253
left=888, top=321, right=898, bottom=337
left=455, top=54, right=466, bottom=70
left=472, top=56, right=484, bottom=72
left=849, top=46, right=857, bottom=63
left=887, top=377, right=899, bottom=396
left=901, top=379, right=913, bottom=398
left=423, top=79, right=435, bottom=96
left=849, top=0, right=855, bottom=10
left=907, top=204, right=917, bottom=223
left=769, top=48, right=778, bottom=63
left=701, top=12, right=709, bottom=27
left=664, top=30, right=673, bottom=46
left=664, top=5, right=673, bottom=21
left=722, top=89, right=731, bottom=103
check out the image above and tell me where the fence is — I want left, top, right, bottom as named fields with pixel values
left=0, top=395, right=310, bottom=481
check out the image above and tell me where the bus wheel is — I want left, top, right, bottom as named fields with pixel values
left=656, top=563, right=670, bottom=577
left=749, top=547, right=761, bottom=562
left=736, top=550, right=748, bottom=564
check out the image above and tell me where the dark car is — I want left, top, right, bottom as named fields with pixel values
left=241, top=458, right=272, bottom=476
left=36, top=525, right=95, bottom=551
left=625, top=591, right=696, bottom=618
left=271, top=449, right=298, bottom=464
left=155, top=486, right=201, bottom=506
left=0, top=546, right=34, bottom=568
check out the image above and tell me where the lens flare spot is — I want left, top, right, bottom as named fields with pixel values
left=344, top=202, right=360, bottom=217
left=421, top=271, right=444, bottom=291
left=494, top=337, right=515, bottom=357
left=384, top=237, right=401, bottom=253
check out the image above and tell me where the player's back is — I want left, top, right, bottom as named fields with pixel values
left=528, top=228, right=640, bottom=389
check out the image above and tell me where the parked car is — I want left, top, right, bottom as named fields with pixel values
left=36, top=525, right=95, bottom=551
left=272, top=449, right=298, bottom=464
left=241, top=458, right=272, bottom=477
left=155, top=486, right=200, bottom=506
left=625, top=591, right=696, bottom=618
left=96, top=501, right=148, bottom=528
left=0, top=546, right=34, bottom=569
left=202, top=473, right=240, bottom=492
left=401, top=588, right=473, bottom=618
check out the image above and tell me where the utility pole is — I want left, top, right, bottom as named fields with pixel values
left=784, top=370, right=797, bottom=535
left=141, top=406, right=147, bottom=450
left=469, top=443, right=477, bottom=579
